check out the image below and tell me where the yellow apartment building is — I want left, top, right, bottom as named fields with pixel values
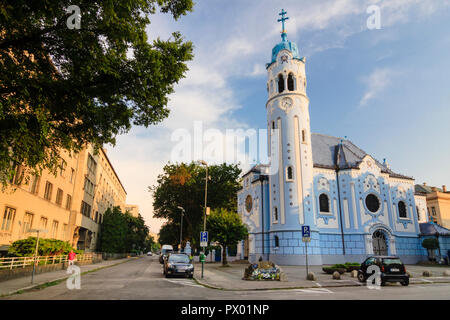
left=0, top=145, right=128, bottom=253
left=124, top=204, right=140, bottom=218
left=415, top=183, right=450, bottom=229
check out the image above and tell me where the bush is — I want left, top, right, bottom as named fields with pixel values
left=422, top=238, right=439, bottom=250
left=7, top=237, right=77, bottom=257
left=322, top=266, right=346, bottom=274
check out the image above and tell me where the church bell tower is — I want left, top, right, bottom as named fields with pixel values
left=266, top=9, right=315, bottom=231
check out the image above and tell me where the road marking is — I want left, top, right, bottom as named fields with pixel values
left=291, top=288, right=333, bottom=294
left=165, top=279, right=204, bottom=288
left=314, top=282, right=322, bottom=287
left=419, top=278, right=433, bottom=283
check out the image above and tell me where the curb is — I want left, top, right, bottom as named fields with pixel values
left=192, top=276, right=450, bottom=291
left=0, top=257, right=138, bottom=298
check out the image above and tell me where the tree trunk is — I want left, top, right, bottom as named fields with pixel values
left=222, top=246, right=227, bottom=266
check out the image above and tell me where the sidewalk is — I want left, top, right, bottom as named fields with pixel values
left=193, top=262, right=450, bottom=291
left=0, top=256, right=138, bottom=297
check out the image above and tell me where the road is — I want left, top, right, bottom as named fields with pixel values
left=2, top=256, right=450, bottom=300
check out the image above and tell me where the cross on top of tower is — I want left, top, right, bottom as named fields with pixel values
left=277, top=9, right=289, bottom=41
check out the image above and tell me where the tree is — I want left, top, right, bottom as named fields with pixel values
left=99, top=206, right=150, bottom=253
left=150, top=162, right=241, bottom=250
left=0, top=0, right=194, bottom=186
left=206, top=208, right=248, bottom=266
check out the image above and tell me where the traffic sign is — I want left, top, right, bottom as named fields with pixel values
left=200, top=231, right=208, bottom=247
left=302, top=225, right=310, bottom=238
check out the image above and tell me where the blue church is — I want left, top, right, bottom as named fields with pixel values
left=237, top=10, right=433, bottom=265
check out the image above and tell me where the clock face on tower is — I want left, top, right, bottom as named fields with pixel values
left=279, top=97, right=293, bottom=113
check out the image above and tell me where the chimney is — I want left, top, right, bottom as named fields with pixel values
left=423, top=182, right=427, bottom=186
left=431, top=187, right=437, bottom=192
left=443, top=185, right=447, bottom=193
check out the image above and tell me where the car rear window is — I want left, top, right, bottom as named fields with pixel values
left=169, top=255, right=190, bottom=263
left=383, top=258, right=402, bottom=265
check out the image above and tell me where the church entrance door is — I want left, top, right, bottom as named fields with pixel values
left=372, top=230, right=388, bottom=255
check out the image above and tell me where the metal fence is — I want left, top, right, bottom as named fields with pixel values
left=0, top=253, right=98, bottom=270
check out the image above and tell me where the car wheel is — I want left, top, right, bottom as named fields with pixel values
left=401, top=280, right=409, bottom=286
left=165, top=273, right=170, bottom=278
left=189, top=275, right=193, bottom=279
left=380, top=280, right=386, bottom=286
left=357, top=271, right=366, bottom=283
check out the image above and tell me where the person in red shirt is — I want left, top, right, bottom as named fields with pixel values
left=68, top=250, right=76, bottom=266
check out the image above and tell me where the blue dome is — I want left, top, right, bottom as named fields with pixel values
left=270, top=38, right=300, bottom=64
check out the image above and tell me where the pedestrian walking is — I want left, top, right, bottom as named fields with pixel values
left=68, top=250, right=77, bottom=266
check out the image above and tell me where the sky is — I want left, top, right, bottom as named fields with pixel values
left=105, top=0, right=450, bottom=234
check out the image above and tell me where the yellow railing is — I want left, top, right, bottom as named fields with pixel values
left=0, top=253, right=98, bottom=270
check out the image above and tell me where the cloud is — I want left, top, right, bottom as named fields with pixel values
left=359, top=68, right=394, bottom=106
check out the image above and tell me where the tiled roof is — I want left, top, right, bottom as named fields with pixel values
left=311, top=133, right=413, bottom=180
left=415, top=184, right=443, bottom=194
left=419, top=222, right=450, bottom=236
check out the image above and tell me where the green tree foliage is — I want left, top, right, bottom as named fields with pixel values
left=99, top=206, right=150, bottom=253
left=8, top=237, right=80, bottom=257
left=206, top=208, right=248, bottom=266
left=150, top=162, right=241, bottom=249
left=0, top=0, right=194, bottom=186
left=422, top=238, right=439, bottom=250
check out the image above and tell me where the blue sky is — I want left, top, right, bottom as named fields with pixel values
left=106, top=0, right=450, bottom=233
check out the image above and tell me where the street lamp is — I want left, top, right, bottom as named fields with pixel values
left=196, top=160, right=208, bottom=233
left=29, top=228, right=48, bottom=284
left=196, top=160, right=209, bottom=279
left=177, top=206, right=185, bottom=252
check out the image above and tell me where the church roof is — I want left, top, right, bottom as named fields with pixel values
left=311, top=133, right=414, bottom=180
left=419, top=222, right=450, bottom=236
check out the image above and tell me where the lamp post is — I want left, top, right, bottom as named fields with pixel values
left=29, top=228, right=48, bottom=284
left=177, top=206, right=185, bottom=252
left=196, top=160, right=208, bottom=279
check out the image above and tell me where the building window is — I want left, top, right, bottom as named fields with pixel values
left=270, top=80, right=274, bottom=94
left=286, top=166, right=294, bottom=181
left=273, top=207, right=278, bottom=222
left=278, top=74, right=285, bottom=93
left=245, top=195, right=253, bottom=213
left=40, top=217, right=48, bottom=229
left=51, top=220, right=59, bottom=238
left=62, top=224, right=68, bottom=238
left=84, top=177, right=94, bottom=196
left=12, top=164, right=24, bottom=185
left=81, top=201, right=92, bottom=218
left=44, top=181, right=53, bottom=201
left=87, top=154, right=97, bottom=175
left=274, top=235, right=280, bottom=248
left=287, top=73, right=295, bottom=91
left=398, top=201, right=407, bottom=218
left=302, top=130, right=306, bottom=143
left=65, top=194, right=72, bottom=210
left=365, top=194, right=380, bottom=213
left=69, top=168, right=75, bottom=183
left=95, top=211, right=99, bottom=223
left=30, top=175, right=40, bottom=194
left=416, top=207, right=421, bottom=221
left=56, top=188, right=63, bottom=206
left=22, top=212, right=34, bottom=233
left=319, top=194, right=330, bottom=213
left=431, top=207, right=436, bottom=216
left=1, top=207, right=16, bottom=231
left=60, top=160, right=66, bottom=177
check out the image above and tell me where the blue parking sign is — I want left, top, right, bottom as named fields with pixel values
left=302, top=226, right=310, bottom=238
left=200, top=231, right=208, bottom=243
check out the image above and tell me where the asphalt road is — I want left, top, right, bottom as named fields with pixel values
left=3, top=256, right=450, bottom=300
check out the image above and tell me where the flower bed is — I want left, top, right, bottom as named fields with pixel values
left=243, top=261, right=285, bottom=281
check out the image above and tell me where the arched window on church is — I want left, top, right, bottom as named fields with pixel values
left=398, top=201, right=407, bottom=218
left=288, top=73, right=295, bottom=91
left=319, top=194, right=330, bottom=213
left=273, top=207, right=278, bottom=222
left=286, top=166, right=293, bottom=181
left=270, top=80, right=274, bottom=94
left=278, top=74, right=285, bottom=93
left=302, top=130, right=306, bottom=143
left=272, top=121, right=275, bottom=130
left=274, top=235, right=280, bottom=248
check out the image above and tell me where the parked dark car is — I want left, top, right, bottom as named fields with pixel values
left=163, top=253, right=194, bottom=278
left=357, top=256, right=409, bottom=286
